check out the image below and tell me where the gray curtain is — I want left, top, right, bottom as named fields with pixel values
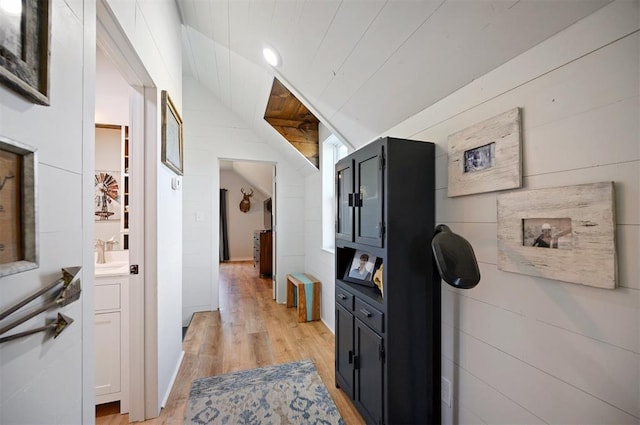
left=219, top=189, right=229, bottom=261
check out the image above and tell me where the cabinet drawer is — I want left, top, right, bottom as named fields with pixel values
left=355, top=299, right=384, bottom=333
left=335, top=288, right=354, bottom=311
left=95, top=283, right=121, bottom=311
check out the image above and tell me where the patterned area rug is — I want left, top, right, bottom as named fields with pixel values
left=185, top=359, right=345, bottom=424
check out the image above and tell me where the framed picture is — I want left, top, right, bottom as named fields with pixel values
left=94, top=171, right=121, bottom=221
left=0, top=136, right=38, bottom=277
left=161, top=90, right=184, bottom=175
left=448, top=107, right=522, bottom=197
left=0, top=0, right=51, bottom=105
left=343, top=249, right=379, bottom=286
left=497, top=182, right=617, bottom=289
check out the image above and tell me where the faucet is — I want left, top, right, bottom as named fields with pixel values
left=106, top=237, right=119, bottom=251
left=95, top=239, right=106, bottom=264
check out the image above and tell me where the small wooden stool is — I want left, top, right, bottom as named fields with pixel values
left=286, top=273, right=321, bottom=322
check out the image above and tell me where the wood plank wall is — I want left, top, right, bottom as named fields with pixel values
left=355, top=3, right=639, bottom=423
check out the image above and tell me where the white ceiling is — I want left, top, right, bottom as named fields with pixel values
left=179, top=0, right=610, bottom=170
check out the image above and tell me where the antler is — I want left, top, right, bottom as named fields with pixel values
left=241, top=187, right=254, bottom=197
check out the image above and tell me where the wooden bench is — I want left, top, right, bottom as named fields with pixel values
left=286, top=273, right=320, bottom=322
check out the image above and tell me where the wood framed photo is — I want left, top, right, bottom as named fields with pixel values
left=0, top=136, right=38, bottom=277
left=497, top=182, right=617, bottom=289
left=343, top=249, right=379, bottom=287
left=448, top=108, right=522, bottom=197
left=161, top=90, right=184, bottom=175
left=0, top=0, right=51, bottom=105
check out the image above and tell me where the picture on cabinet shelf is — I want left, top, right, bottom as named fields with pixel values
left=344, top=249, right=381, bottom=287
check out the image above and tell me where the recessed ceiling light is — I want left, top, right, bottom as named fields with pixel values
left=262, top=46, right=281, bottom=67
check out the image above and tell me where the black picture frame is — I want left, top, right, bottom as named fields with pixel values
left=161, top=90, right=184, bottom=175
left=0, top=0, right=51, bottom=105
left=343, top=249, right=379, bottom=287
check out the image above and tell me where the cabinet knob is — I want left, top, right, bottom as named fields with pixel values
left=360, top=308, right=372, bottom=318
left=338, top=294, right=347, bottom=300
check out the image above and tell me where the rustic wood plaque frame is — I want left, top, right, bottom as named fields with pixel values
left=161, top=90, right=184, bottom=175
left=497, top=182, right=617, bottom=289
left=0, top=0, right=51, bottom=105
left=448, top=108, right=522, bottom=197
left=0, top=136, right=38, bottom=277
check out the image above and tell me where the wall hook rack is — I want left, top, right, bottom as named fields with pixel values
left=0, top=313, right=74, bottom=344
left=0, top=266, right=81, bottom=338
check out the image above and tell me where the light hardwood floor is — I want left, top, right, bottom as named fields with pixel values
left=96, top=261, right=364, bottom=424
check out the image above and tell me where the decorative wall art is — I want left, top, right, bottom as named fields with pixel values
left=161, top=90, right=184, bottom=175
left=0, top=136, right=38, bottom=277
left=448, top=107, right=522, bottom=197
left=0, top=0, right=51, bottom=105
left=497, top=181, right=617, bottom=289
left=94, top=171, right=120, bottom=221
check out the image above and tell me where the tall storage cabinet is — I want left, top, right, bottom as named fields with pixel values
left=334, top=137, right=440, bottom=425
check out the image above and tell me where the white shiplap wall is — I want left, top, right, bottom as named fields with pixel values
left=0, top=1, right=91, bottom=424
left=182, top=76, right=306, bottom=326
left=103, top=0, right=185, bottom=412
left=381, top=1, right=639, bottom=423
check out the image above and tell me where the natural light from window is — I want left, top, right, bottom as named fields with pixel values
left=322, top=134, right=348, bottom=252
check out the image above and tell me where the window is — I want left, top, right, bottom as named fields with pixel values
left=322, top=134, right=348, bottom=252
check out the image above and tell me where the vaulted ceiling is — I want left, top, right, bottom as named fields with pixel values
left=179, top=0, right=610, bottom=172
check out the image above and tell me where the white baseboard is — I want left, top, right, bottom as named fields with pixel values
left=161, top=350, right=185, bottom=408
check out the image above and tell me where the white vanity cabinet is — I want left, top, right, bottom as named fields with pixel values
left=95, top=274, right=130, bottom=412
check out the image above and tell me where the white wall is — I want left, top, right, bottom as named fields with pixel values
left=182, top=76, right=305, bottom=326
left=0, top=1, right=94, bottom=423
left=0, top=1, right=184, bottom=423
left=102, top=0, right=184, bottom=412
left=220, top=170, right=269, bottom=261
left=380, top=2, right=638, bottom=423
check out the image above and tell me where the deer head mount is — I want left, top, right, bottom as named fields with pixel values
left=239, top=187, right=254, bottom=213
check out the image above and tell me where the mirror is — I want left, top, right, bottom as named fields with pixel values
left=95, top=124, right=128, bottom=251
left=431, top=224, right=480, bottom=289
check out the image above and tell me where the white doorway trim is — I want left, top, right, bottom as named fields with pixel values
left=95, top=0, right=158, bottom=420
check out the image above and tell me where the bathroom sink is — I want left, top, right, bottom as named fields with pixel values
left=95, top=260, right=129, bottom=276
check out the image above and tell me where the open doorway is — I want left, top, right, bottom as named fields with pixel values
left=94, top=1, right=157, bottom=419
left=219, top=160, right=276, bottom=298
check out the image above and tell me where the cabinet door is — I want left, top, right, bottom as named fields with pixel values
left=95, top=312, right=121, bottom=396
left=336, top=158, right=354, bottom=242
left=354, top=144, right=384, bottom=247
left=355, top=319, right=384, bottom=424
left=335, top=304, right=355, bottom=398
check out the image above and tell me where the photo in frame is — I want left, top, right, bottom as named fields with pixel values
left=161, top=90, right=184, bottom=175
left=448, top=107, right=522, bottom=197
left=343, top=249, right=380, bottom=287
left=0, top=0, right=51, bottom=105
left=0, top=136, right=38, bottom=277
left=497, top=182, right=617, bottom=289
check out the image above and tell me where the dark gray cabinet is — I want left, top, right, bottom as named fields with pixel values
left=335, top=142, right=385, bottom=247
left=335, top=137, right=440, bottom=425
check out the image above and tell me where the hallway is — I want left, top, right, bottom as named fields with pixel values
left=96, top=261, right=363, bottom=424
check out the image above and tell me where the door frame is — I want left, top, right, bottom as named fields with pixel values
left=94, top=0, right=158, bottom=420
